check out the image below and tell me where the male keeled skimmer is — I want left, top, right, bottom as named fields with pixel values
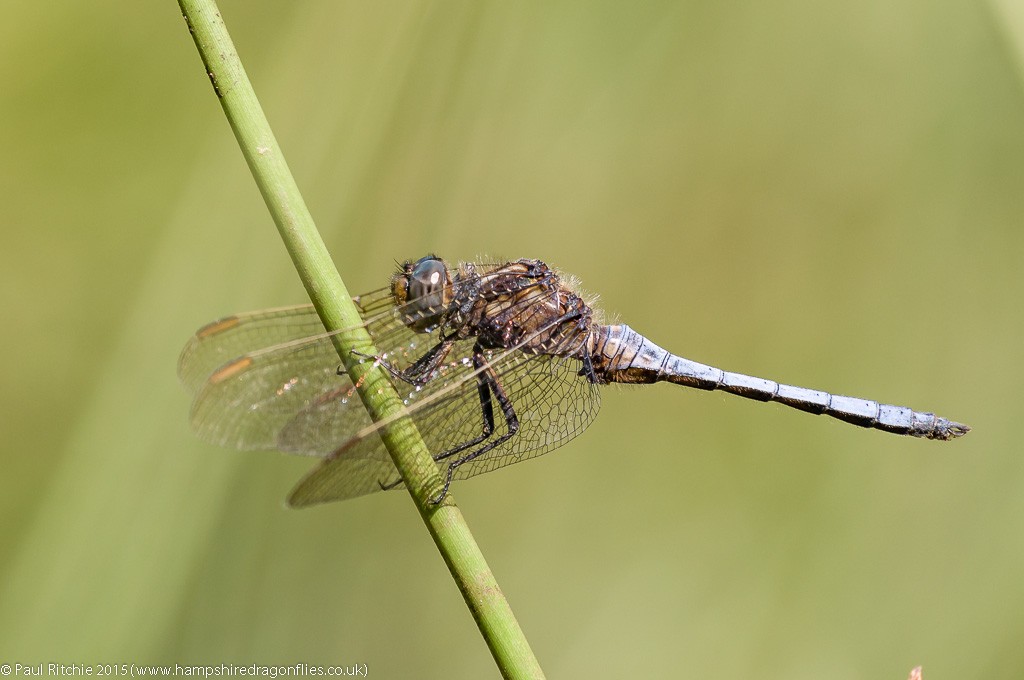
left=179, top=255, right=969, bottom=506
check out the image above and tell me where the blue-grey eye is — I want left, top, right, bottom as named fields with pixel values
left=401, top=256, right=449, bottom=331
left=407, top=257, right=446, bottom=303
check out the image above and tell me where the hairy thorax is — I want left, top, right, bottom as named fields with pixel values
left=458, top=259, right=595, bottom=359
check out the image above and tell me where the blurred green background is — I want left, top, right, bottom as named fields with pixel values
left=1, top=1, right=1021, bottom=677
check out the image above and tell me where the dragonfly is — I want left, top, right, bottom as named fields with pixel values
left=179, top=255, right=970, bottom=507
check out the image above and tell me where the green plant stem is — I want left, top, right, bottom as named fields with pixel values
left=176, top=2, right=545, bottom=678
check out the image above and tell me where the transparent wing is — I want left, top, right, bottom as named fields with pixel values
left=177, top=286, right=418, bottom=452
left=180, top=264, right=602, bottom=506
left=178, top=268, right=503, bottom=452
left=275, top=336, right=480, bottom=457
left=179, top=304, right=327, bottom=395
left=450, top=353, right=601, bottom=482
left=287, top=321, right=602, bottom=506
left=281, top=335, right=485, bottom=502
left=178, top=287, right=394, bottom=394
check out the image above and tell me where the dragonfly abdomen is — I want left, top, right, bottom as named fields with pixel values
left=591, top=324, right=969, bottom=441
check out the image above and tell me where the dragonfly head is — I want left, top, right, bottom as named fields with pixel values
left=392, top=255, right=453, bottom=332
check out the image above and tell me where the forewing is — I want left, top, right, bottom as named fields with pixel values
left=185, top=263, right=509, bottom=456
left=276, top=336, right=479, bottom=456
left=186, top=335, right=369, bottom=452
left=178, top=287, right=419, bottom=452
left=178, top=304, right=326, bottom=394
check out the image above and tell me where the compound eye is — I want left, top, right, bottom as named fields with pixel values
left=407, top=257, right=446, bottom=302
left=401, top=256, right=448, bottom=331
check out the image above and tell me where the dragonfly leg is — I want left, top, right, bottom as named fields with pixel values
left=509, top=259, right=558, bottom=292
left=579, top=352, right=598, bottom=384
left=427, top=344, right=498, bottom=463
left=429, top=348, right=519, bottom=504
left=352, top=337, right=457, bottom=387
left=375, top=343, right=504, bottom=502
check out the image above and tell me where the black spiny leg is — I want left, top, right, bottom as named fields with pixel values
left=354, top=336, right=457, bottom=388
left=365, top=337, right=457, bottom=491
left=427, top=346, right=498, bottom=461
left=579, top=352, right=599, bottom=384
left=375, top=342, right=498, bottom=494
left=429, top=347, right=520, bottom=504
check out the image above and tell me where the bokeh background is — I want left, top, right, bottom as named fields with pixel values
left=1, top=1, right=1021, bottom=678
